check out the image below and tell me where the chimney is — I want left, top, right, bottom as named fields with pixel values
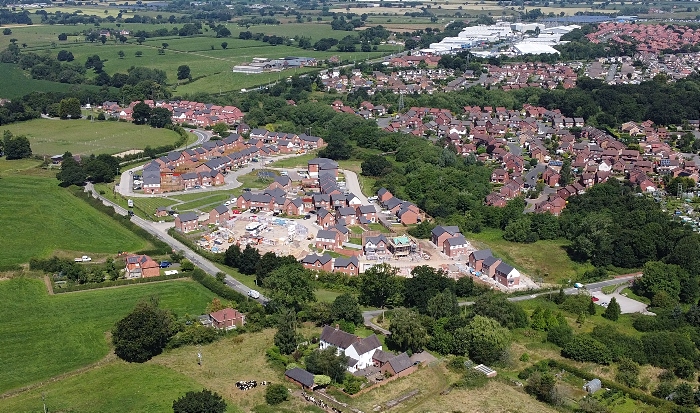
left=335, top=324, right=339, bottom=331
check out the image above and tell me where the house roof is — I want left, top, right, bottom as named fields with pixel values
left=209, top=308, right=244, bottom=323
left=334, top=256, right=358, bottom=268
left=431, top=225, right=461, bottom=238
left=495, top=261, right=515, bottom=275
left=316, top=230, right=337, bottom=241
left=178, top=212, right=199, bottom=223
left=445, top=234, right=467, bottom=246
left=285, top=367, right=315, bottom=388
left=387, top=352, right=413, bottom=374
left=301, top=253, right=332, bottom=265
left=349, top=334, right=381, bottom=356
left=482, top=255, right=500, bottom=266
left=320, top=325, right=358, bottom=349
left=372, top=349, right=394, bottom=363
left=213, top=205, right=228, bottom=214
left=470, top=249, right=492, bottom=261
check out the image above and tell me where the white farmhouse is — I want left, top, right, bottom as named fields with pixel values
left=319, top=325, right=382, bottom=373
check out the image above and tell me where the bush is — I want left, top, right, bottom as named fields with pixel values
left=561, top=335, right=613, bottom=365
left=265, top=383, right=289, bottom=405
left=546, top=323, right=574, bottom=347
left=454, top=368, right=488, bottom=389
left=172, top=389, right=226, bottom=413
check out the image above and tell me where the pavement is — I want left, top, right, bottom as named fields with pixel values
left=590, top=284, right=651, bottom=314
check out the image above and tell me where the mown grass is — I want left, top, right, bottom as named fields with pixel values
left=2, top=118, right=181, bottom=156
left=175, top=193, right=231, bottom=212
left=469, top=228, right=593, bottom=284
left=0, top=277, right=216, bottom=393
left=0, top=158, right=41, bottom=174
left=0, top=174, right=149, bottom=267
left=268, top=152, right=317, bottom=168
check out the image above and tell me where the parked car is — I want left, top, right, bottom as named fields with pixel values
left=74, top=255, right=92, bottom=262
left=159, top=261, right=172, bottom=268
left=248, top=290, right=260, bottom=299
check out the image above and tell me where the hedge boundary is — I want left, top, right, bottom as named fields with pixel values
left=54, top=273, right=189, bottom=293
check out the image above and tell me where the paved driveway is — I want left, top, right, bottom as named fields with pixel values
left=591, top=290, right=650, bottom=314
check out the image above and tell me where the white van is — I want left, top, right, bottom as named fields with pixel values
left=248, top=289, right=260, bottom=299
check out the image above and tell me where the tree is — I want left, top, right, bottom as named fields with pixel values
left=404, top=266, right=454, bottom=313
left=3, top=28, right=11, bottom=35
left=265, top=384, right=289, bottom=405
left=162, top=42, right=169, bottom=49
left=602, top=297, right=620, bottom=321
left=132, top=102, right=151, bottom=125
left=224, top=244, right=241, bottom=268
left=587, top=299, right=597, bottom=316
left=464, top=315, right=511, bottom=365
left=118, top=50, right=125, bottom=59
left=221, top=42, right=228, bottom=49
left=84, top=154, right=119, bottom=183
left=634, top=261, right=683, bottom=303
left=238, top=244, right=260, bottom=275
left=56, top=152, right=86, bottom=186
left=264, top=264, right=315, bottom=311
left=177, top=65, right=192, bottom=82
left=361, top=154, right=392, bottom=176
left=561, top=335, right=612, bottom=365
left=358, top=263, right=403, bottom=308
left=427, top=288, right=459, bottom=319
left=58, top=33, right=68, bottom=41
left=211, top=122, right=229, bottom=137
left=112, top=298, right=174, bottom=363
left=3, top=132, right=32, bottom=160
left=173, top=389, right=227, bottom=413
left=274, top=308, right=297, bottom=355
left=387, top=308, right=427, bottom=353
left=59, top=97, right=81, bottom=119
left=135, top=51, right=143, bottom=57
left=149, top=107, right=173, bottom=128
left=616, top=358, right=640, bottom=388
left=330, top=293, right=363, bottom=325
left=304, top=346, right=348, bottom=383
left=525, top=372, right=557, bottom=404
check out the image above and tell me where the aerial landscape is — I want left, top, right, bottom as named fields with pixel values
left=8, top=0, right=700, bottom=412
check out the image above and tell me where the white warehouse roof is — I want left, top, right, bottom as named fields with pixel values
left=513, top=42, right=560, bottom=55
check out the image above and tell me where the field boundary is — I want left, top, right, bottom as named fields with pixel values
left=53, top=275, right=191, bottom=294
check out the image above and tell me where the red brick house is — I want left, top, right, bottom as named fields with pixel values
left=316, top=229, right=340, bottom=250
left=208, top=204, right=231, bottom=225
left=468, top=249, right=492, bottom=272
left=208, top=308, right=245, bottom=330
left=301, top=253, right=333, bottom=272
left=333, top=256, right=359, bottom=276
left=174, top=212, right=199, bottom=233
left=125, top=254, right=160, bottom=278
left=443, top=234, right=469, bottom=257
left=431, top=226, right=461, bottom=248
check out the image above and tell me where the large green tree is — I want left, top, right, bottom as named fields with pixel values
left=58, top=97, right=81, bottom=119
left=112, top=298, right=175, bottom=363
left=330, top=293, right=363, bottom=325
left=426, top=288, right=460, bottom=319
left=304, top=346, right=348, bottom=383
left=464, top=315, right=511, bottom=365
left=358, top=263, right=403, bottom=308
left=361, top=154, right=392, bottom=176
left=132, top=101, right=151, bottom=125
left=602, top=297, right=621, bottom=321
left=56, top=152, right=87, bottom=186
left=172, top=389, right=227, bottom=413
left=264, top=264, right=315, bottom=311
left=149, top=107, right=172, bottom=128
left=387, top=308, right=427, bottom=353
left=3, top=131, right=32, bottom=160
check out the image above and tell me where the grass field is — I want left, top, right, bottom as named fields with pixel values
left=0, top=63, right=101, bottom=99
left=0, top=277, right=216, bottom=393
left=2, top=118, right=183, bottom=156
left=0, top=174, right=149, bottom=267
left=469, top=228, right=593, bottom=284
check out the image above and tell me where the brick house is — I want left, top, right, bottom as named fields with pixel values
left=208, top=308, right=246, bottom=330
left=316, top=229, right=339, bottom=250
left=494, top=261, right=520, bottom=287
left=125, top=254, right=160, bottom=278
left=356, top=205, right=377, bottom=223
left=174, top=212, right=199, bottom=233
left=301, top=253, right=333, bottom=272
left=443, top=234, right=469, bottom=257
left=431, top=225, right=461, bottom=248
left=468, top=249, right=492, bottom=272
left=481, top=255, right=502, bottom=278
left=377, top=188, right=394, bottom=204
left=333, top=256, right=359, bottom=276
left=316, top=208, right=336, bottom=228
left=208, top=204, right=230, bottom=225
left=282, top=198, right=305, bottom=216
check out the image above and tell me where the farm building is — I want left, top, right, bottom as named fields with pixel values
left=285, top=367, right=316, bottom=390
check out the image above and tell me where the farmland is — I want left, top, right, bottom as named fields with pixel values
left=2, top=118, right=185, bottom=156
left=0, top=277, right=216, bottom=393
left=0, top=63, right=101, bottom=99
left=0, top=173, right=149, bottom=267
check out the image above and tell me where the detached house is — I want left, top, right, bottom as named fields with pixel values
left=125, top=254, right=160, bottom=278
left=208, top=204, right=231, bottom=225
left=174, top=212, right=199, bottom=233
left=319, top=325, right=382, bottom=372
left=301, top=253, right=333, bottom=272
left=207, top=308, right=245, bottom=330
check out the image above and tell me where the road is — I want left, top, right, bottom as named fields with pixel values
left=525, top=162, right=546, bottom=188
left=606, top=63, right=618, bottom=83
left=84, top=183, right=268, bottom=304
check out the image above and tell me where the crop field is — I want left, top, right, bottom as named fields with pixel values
left=0, top=174, right=149, bottom=267
left=1, top=119, right=182, bottom=156
left=0, top=277, right=216, bottom=393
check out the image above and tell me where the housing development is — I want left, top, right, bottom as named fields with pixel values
left=7, top=3, right=700, bottom=413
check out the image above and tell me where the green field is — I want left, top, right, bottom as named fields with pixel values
left=0, top=277, right=216, bottom=393
left=469, top=228, right=594, bottom=284
left=0, top=362, right=208, bottom=413
left=0, top=63, right=101, bottom=99
left=2, top=118, right=183, bottom=156
left=0, top=174, right=149, bottom=267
